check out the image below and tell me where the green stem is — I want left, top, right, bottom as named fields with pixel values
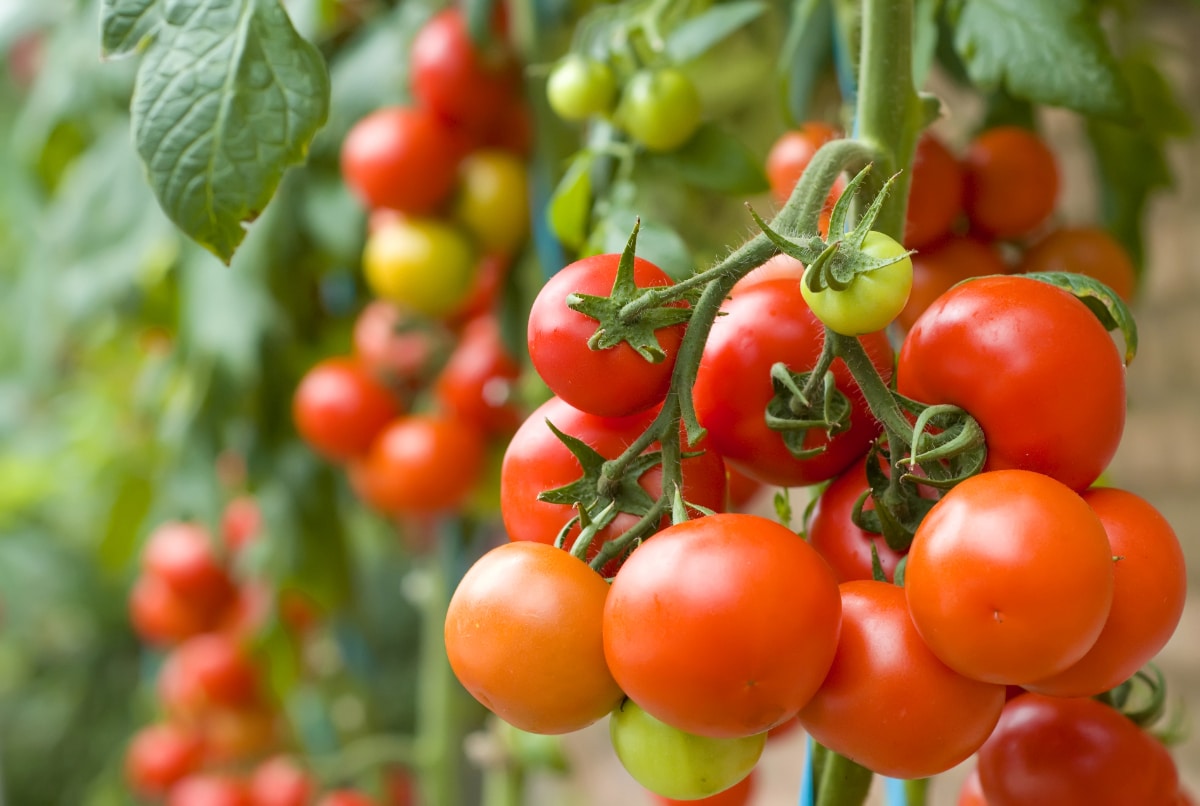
left=906, top=778, right=931, bottom=806
left=828, top=332, right=911, bottom=442
left=482, top=762, right=525, bottom=806
left=814, top=747, right=873, bottom=806
left=854, top=0, right=922, bottom=241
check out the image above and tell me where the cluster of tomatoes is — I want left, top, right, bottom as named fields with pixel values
left=294, top=6, right=535, bottom=523
left=124, top=506, right=394, bottom=804
left=436, top=109, right=1190, bottom=803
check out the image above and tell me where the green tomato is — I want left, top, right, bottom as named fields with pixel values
left=802, top=231, right=913, bottom=335
left=616, top=69, right=702, bottom=152
left=609, top=699, right=764, bottom=800
left=547, top=55, right=616, bottom=121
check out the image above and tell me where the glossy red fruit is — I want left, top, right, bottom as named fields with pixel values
left=963, top=127, right=1059, bottom=239
left=766, top=122, right=844, bottom=208
left=352, top=301, right=454, bottom=392
left=142, top=521, right=236, bottom=612
left=125, top=723, right=205, bottom=798
left=293, top=358, right=400, bottom=462
left=904, top=132, right=965, bottom=249
left=248, top=756, right=315, bottom=806
left=434, top=315, right=522, bottom=436
left=167, top=774, right=251, bottom=806
left=650, top=771, right=756, bottom=805
left=807, top=457, right=907, bottom=583
left=341, top=107, right=462, bottom=214
left=159, top=634, right=260, bottom=718
left=129, top=573, right=222, bottom=645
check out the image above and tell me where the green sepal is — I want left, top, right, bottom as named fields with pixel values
left=869, top=543, right=888, bottom=583
left=566, top=221, right=693, bottom=363
left=1024, top=271, right=1138, bottom=365
left=764, top=364, right=852, bottom=461
left=536, top=420, right=660, bottom=518
left=853, top=445, right=935, bottom=553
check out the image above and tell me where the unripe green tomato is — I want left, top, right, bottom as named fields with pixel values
left=363, top=218, right=477, bottom=318
left=609, top=699, right=764, bottom=800
left=453, top=149, right=529, bottom=256
left=616, top=69, right=702, bottom=152
left=802, top=231, right=913, bottom=335
left=546, top=55, right=616, bottom=121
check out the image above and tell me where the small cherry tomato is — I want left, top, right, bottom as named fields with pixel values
left=293, top=358, right=399, bottom=462
left=1017, top=226, right=1137, bottom=302
left=807, top=457, right=906, bottom=583
left=963, top=126, right=1058, bottom=239
left=905, top=132, right=965, bottom=249
left=352, top=301, right=454, bottom=392
left=766, top=122, right=844, bottom=208
left=340, top=107, right=461, bottom=215
left=547, top=54, right=617, bottom=121
left=617, top=69, right=703, bottom=152
left=129, top=573, right=224, bottom=645
left=363, top=217, right=478, bottom=319
left=433, top=315, right=522, bottom=437
left=158, top=633, right=261, bottom=718
left=801, top=230, right=913, bottom=335
left=167, top=774, right=250, bottom=806
left=248, top=756, right=314, bottom=806
left=125, top=724, right=205, bottom=798
left=142, top=521, right=236, bottom=612
left=453, top=149, right=529, bottom=256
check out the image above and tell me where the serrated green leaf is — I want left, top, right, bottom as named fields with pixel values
left=547, top=151, right=594, bottom=250
left=1024, top=271, right=1138, bottom=365
left=665, top=0, right=768, bottom=64
left=122, top=0, right=330, bottom=262
left=777, top=0, right=833, bottom=127
left=100, top=0, right=161, bottom=57
left=947, top=0, right=1133, bottom=120
left=642, top=123, right=769, bottom=195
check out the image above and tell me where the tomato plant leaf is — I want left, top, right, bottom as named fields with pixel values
left=912, top=0, right=943, bottom=87
left=1024, top=271, right=1138, bottom=365
left=944, top=0, right=1134, bottom=121
left=642, top=123, right=768, bottom=195
left=107, top=0, right=330, bottom=263
left=547, top=151, right=594, bottom=251
left=665, top=0, right=768, bottom=64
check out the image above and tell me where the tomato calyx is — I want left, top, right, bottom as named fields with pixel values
left=1022, top=271, right=1139, bottom=365
left=764, top=362, right=852, bottom=460
left=1097, top=665, right=1184, bottom=741
left=566, top=221, right=693, bottom=364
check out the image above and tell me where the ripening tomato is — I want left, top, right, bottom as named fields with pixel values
left=199, top=706, right=278, bottom=764
left=650, top=771, right=755, bottom=806
left=449, top=253, right=511, bottom=323
left=340, top=107, right=461, bottom=214
left=611, top=699, right=764, bottom=801
left=167, top=774, right=250, bottom=806
left=129, top=573, right=223, bottom=645
left=445, top=542, right=624, bottom=734
left=453, top=149, right=529, bottom=256
left=350, top=415, right=485, bottom=516
left=352, top=301, right=454, bottom=392
left=905, top=470, right=1114, bottom=685
left=963, top=126, right=1058, bottom=239
left=293, top=358, right=399, bottom=462
left=807, top=457, right=906, bottom=583
left=693, top=279, right=893, bottom=487
left=1017, top=226, right=1137, bottom=302
left=604, top=514, right=842, bottom=738
left=528, top=253, right=685, bottom=418
left=801, top=230, right=913, bottom=335
left=766, top=122, right=844, bottom=208
left=894, top=236, right=1008, bottom=332
left=125, top=724, right=205, bottom=798
left=159, top=633, right=260, bottom=718
left=898, top=275, right=1126, bottom=491
left=247, top=756, right=314, bottom=806
left=616, top=69, right=703, bottom=152
left=410, top=8, right=518, bottom=135
left=798, top=581, right=1005, bottom=778
left=500, top=397, right=726, bottom=570
left=318, top=792, right=376, bottom=806
left=142, top=521, right=236, bottom=612
left=905, top=132, right=965, bottom=249
left=433, top=315, right=522, bottom=436
left=1025, top=488, right=1186, bottom=697
left=977, top=693, right=1179, bottom=806
left=363, top=217, right=478, bottom=319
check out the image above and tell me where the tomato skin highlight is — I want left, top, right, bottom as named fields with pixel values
left=528, top=254, right=685, bottom=418
left=444, top=542, right=624, bottom=734
left=904, top=132, right=965, bottom=249
left=1025, top=487, right=1187, bottom=697
left=798, top=580, right=1005, bottom=779
left=807, top=457, right=906, bottom=583
left=963, top=126, right=1059, bottom=239
left=1017, top=226, right=1137, bottom=302
left=340, top=107, right=461, bottom=215
left=897, top=274, right=1126, bottom=491
left=905, top=470, right=1114, bottom=685
left=694, top=279, right=893, bottom=487
left=977, top=693, right=1179, bottom=806
left=604, top=513, right=842, bottom=739
left=293, top=358, right=399, bottom=462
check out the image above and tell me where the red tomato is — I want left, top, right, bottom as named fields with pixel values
left=528, top=253, right=685, bottom=418
left=1026, top=488, right=1186, bottom=697
left=451, top=253, right=511, bottom=323
left=905, top=470, right=1114, bottom=685
left=318, top=792, right=376, bottom=806
left=159, top=633, right=260, bottom=718
left=807, top=457, right=907, bottom=583
left=897, top=275, right=1126, bottom=491
left=959, top=768, right=988, bottom=806
left=693, top=279, right=893, bottom=487
left=977, top=693, right=1179, bottom=806
left=729, top=253, right=804, bottom=297
left=247, top=756, right=314, bottom=806
left=350, top=415, right=485, bottom=516
left=482, top=100, right=534, bottom=157
left=500, top=397, right=726, bottom=569
left=766, top=122, right=844, bottom=208
left=963, top=127, right=1058, bottom=239
left=905, top=132, right=965, bottom=249
left=340, top=107, right=462, bottom=214
left=125, top=723, right=205, bottom=798
left=199, top=707, right=278, bottom=764
left=168, top=774, right=250, bottom=806
left=293, top=358, right=399, bottom=462
left=221, top=496, right=261, bottom=554
left=604, top=513, right=841, bottom=738
left=129, top=573, right=222, bottom=645
left=1017, top=226, right=1137, bottom=302
left=798, top=580, right=1005, bottom=778
left=433, top=315, right=522, bottom=436
left=650, top=771, right=756, bottom=806
left=410, top=8, right=518, bottom=135
left=894, top=236, right=1008, bottom=332
left=352, top=301, right=453, bottom=392
left=142, top=521, right=236, bottom=612
left=445, top=542, right=624, bottom=734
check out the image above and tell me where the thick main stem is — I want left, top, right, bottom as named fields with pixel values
left=814, top=747, right=874, bottom=806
